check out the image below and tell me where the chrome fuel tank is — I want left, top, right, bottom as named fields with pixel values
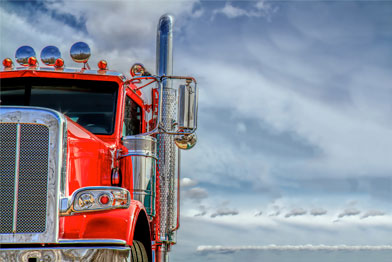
left=122, top=135, right=157, bottom=216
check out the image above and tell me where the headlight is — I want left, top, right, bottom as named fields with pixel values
left=60, top=187, right=130, bottom=215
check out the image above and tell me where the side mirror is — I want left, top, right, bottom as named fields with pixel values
left=178, top=83, right=198, bottom=130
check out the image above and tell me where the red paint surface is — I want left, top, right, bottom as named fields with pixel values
left=60, top=200, right=146, bottom=245
left=1, top=70, right=155, bottom=246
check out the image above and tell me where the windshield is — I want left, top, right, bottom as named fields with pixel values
left=0, top=77, right=118, bottom=135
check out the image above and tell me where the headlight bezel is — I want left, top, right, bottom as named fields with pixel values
left=60, top=186, right=130, bottom=216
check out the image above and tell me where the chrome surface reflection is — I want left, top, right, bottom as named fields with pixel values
left=41, top=46, right=61, bottom=66
left=15, top=46, right=36, bottom=66
left=122, top=136, right=157, bottom=216
left=0, top=246, right=130, bottom=262
left=156, top=14, right=177, bottom=243
left=0, top=107, right=67, bottom=244
left=174, top=133, right=197, bottom=150
left=70, top=42, right=91, bottom=63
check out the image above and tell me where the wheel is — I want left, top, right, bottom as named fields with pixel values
left=131, top=240, right=149, bottom=262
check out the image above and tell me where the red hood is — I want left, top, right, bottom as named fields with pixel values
left=66, top=118, right=115, bottom=195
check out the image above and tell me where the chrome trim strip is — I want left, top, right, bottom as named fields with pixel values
left=120, top=152, right=157, bottom=159
left=59, top=239, right=127, bottom=245
left=12, top=123, right=21, bottom=233
left=0, top=106, right=67, bottom=244
left=60, top=121, right=67, bottom=196
left=0, top=246, right=131, bottom=262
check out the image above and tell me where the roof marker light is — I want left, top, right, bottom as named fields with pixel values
left=41, top=46, right=61, bottom=66
left=55, top=58, right=64, bottom=68
left=98, top=60, right=108, bottom=70
left=28, top=56, right=38, bottom=66
left=15, top=46, right=36, bottom=66
left=3, top=58, right=13, bottom=68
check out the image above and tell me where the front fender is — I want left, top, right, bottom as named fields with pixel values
left=60, top=200, right=146, bottom=245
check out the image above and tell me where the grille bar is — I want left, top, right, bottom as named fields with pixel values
left=12, top=123, right=21, bottom=233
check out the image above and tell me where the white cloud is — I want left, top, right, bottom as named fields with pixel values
left=0, top=1, right=199, bottom=74
left=216, top=3, right=248, bottom=19
left=196, top=245, right=392, bottom=254
left=181, top=177, right=198, bottom=187
left=213, top=1, right=276, bottom=20
left=180, top=50, right=392, bottom=180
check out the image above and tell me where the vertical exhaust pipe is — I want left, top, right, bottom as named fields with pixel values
left=156, top=14, right=173, bottom=79
left=156, top=14, right=176, bottom=262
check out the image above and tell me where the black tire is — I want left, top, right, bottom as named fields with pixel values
left=131, top=240, right=149, bottom=262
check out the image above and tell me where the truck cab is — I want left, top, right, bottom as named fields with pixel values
left=0, top=15, right=198, bottom=262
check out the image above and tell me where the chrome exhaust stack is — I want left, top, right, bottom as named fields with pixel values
left=156, top=14, right=173, bottom=80
left=156, top=14, right=177, bottom=262
left=154, top=14, right=198, bottom=262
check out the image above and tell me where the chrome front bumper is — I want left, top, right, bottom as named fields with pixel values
left=0, top=246, right=131, bottom=262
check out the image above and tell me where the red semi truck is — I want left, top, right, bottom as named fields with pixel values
left=0, top=15, right=198, bottom=262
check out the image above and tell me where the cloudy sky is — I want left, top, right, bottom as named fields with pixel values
left=1, top=0, right=392, bottom=261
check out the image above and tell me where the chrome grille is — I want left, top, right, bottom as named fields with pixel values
left=0, top=123, right=17, bottom=233
left=0, top=123, right=49, bottom=234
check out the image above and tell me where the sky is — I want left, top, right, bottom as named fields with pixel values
left=1, top=0, right=392, bottom=261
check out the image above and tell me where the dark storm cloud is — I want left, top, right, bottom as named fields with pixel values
left=361, top=210, right=386, bottom=219
left=2, top=0, right=87, bottom=33
left=285, top=208, right=307, bottom=218
left=211, top=208, right=239, bottom=218
left=268, top=210, right=280, bottom=217
left=184, top=187, right=208, bottom=200
left=194, top=205, right=208, bottom=217
left=310, top=208, right=327, bottom=216
left=201, top=107, right=322, bottom=159
left=277, top=176, right=392, bottom=202
left=254, top=211, right=263, bottom=217
left=338, top=208, right=361, bottom=218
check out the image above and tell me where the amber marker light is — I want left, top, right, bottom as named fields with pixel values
left=130, top=63, right=145, bottom=77
left=3, top=58, right=13, bottom=68
left=28, top=56, right=38, bottom=66
left=55, top=58, right=64, bottom=68
left=98, top=60, right=108, bottom=70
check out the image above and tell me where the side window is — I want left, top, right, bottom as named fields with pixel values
left=123, top=96, right=142, bottom=136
